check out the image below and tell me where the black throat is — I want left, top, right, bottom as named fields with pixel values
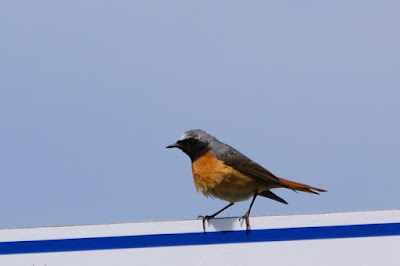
left=185, top=146, right=210, bottom=162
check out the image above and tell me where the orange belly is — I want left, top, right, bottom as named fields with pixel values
left=191, top=151, right=268, bottom=202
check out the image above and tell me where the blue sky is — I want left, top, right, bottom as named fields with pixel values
left=1, top=1, right=399, bottom=228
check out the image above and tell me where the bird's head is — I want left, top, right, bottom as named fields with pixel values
left=167, top=129, right=216, bottom=161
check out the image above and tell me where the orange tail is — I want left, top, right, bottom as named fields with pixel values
left=278, top=178, right=327, bottom=194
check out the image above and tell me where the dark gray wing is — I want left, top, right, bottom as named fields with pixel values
left=211, top=144, right=285, bottom=187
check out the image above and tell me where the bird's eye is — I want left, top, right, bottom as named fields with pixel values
left=185, top=138, right=195, bottom=145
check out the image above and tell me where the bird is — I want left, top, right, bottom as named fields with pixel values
left=167, top=129, right=326, bottom=232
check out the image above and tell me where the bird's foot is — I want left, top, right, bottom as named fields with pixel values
left=239, top=212, right=251, bottom=234
left=198, top=215, right=215, bottom=233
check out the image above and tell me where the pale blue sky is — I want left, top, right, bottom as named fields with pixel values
left=1, top=1, right=399, bottom=228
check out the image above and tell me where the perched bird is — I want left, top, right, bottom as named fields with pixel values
left=167, top=129, right=326, bottom=232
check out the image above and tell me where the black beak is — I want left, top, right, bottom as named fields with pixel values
left=166, top=142, right=180, bottom=149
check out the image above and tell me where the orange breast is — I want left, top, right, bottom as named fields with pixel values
left=191, top=151, right=267, bottom=202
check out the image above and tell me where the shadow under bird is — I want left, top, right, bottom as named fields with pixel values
left=167, top=129, right=326, bottom=232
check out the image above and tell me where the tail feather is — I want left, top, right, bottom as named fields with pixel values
left=278, top=178, right=327, bottom=194
left=259, top=190, right=288, bottom=204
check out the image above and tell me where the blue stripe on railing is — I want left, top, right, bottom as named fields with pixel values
left=1, top=223, right=400, bottom=255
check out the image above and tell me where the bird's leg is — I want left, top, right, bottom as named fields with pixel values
left=239, top=194, right=257, bottom=233
left=198, top=202, right=234, bottom=233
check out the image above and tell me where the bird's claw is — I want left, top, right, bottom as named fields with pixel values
left=198, top=215, right=214, bottom=233
left=239, top=213, right=251, bottom=234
